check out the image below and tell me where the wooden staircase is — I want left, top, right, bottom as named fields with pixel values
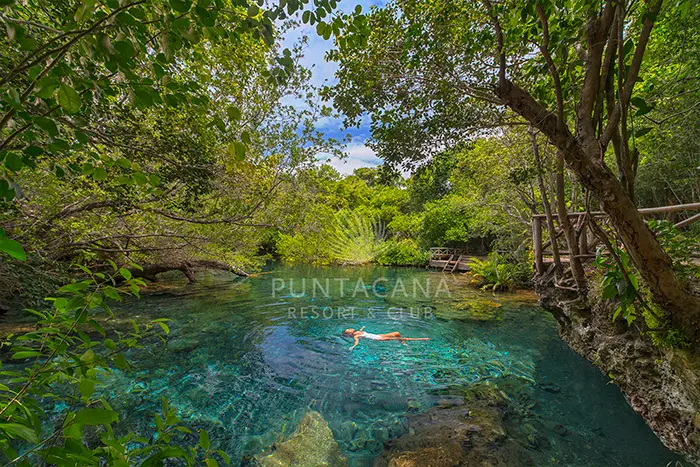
left=442, top=254, right=463, bottom=273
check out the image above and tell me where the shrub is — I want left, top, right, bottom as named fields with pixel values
left=276, top=232, right=332, bottom=265
left=648, top=219, right=699, bottom=283
left=375, top=239, right=429, bottom=266
left=468, top=252, right=530, bottom=291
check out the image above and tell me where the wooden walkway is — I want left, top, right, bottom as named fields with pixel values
left=532, top=202, right=700, bottom=278
left=427, top=247, right=484, bottom=273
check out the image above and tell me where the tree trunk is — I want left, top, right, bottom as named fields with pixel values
left=497, top=80, right=700, bottom=337
left=530, top=129, right=562, bottom=272
left=571, top=155, right=699, bottom=336
left=131, top=260, right=249, bottom=283
left=555, top=150, right=587, bottom=291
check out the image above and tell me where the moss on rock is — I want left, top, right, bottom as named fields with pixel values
left=256, top=410, right=348, bottom=467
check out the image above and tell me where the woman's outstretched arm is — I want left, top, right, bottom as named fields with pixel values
left=349, top=335, right=360, bottom=351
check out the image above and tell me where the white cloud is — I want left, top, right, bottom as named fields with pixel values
left=317, top=142, right=382, bottom=175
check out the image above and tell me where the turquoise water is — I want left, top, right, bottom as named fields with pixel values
left=99, top=264, right=680, bottom=466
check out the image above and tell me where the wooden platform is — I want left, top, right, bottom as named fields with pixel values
left=428, top=248, right=485, bottom=273
left=428, top=258, right=474, bottom=272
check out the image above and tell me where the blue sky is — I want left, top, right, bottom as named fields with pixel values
left=282, top=0, right=386, bottom=175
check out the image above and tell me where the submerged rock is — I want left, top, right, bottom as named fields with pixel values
left=256, top=410, right=348, bottom=467
left=167, top=337, right=199, bottom=353
left=374, top=382, right=532, bottom=466
left=434, top=299, right=504, bottom=321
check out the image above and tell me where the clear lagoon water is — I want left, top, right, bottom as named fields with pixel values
left=92, top=264, right=681, bottom=466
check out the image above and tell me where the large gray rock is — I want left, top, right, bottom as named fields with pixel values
left=256, top=410, right=348, bottom=467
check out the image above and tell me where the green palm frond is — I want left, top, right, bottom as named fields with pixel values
left=326, top=211, right=389, bottom=264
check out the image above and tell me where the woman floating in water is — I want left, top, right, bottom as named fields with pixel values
left=342, top=326, right=429, bottom=351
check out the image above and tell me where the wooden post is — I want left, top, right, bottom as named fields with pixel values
left=578, top=222, right=588, bottom=255
left=533, top=216, right=544, bottom=275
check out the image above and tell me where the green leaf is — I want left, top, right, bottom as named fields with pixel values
left=93, top=167, right=107, bottom=180
left=0, top=237, right=26, bottom=261
left=205, top=459, right=218, bottom=467
left=0, top=423, right=39, bottom=443
left=200, top=429, right=211, bottom=450
left=217, top=450, right=231, bottom=465
left=90, top=319, right=106, bottom=336
left=635, top=127, right=652, bottom=138
left=170, top=0, right=192, bottom=13
left=4, top=152, right=24, bottom=172
left=234, top=142, right=246, bottom=160
left=104, top=338, right=117, bottom=351
left=58, top=84, right=82, bottom=114
left=226, top=105, right=242, bottom=121
left=158, top=446, right=189, bottom=459
left=113, top=40, right=135, bottom=58
left=79, top=380, right=95, bottom=399
left=59, top=281, right=91, bottom=293
left=116, top=158, right=132, bottom=169
left=34, top=116, right=59, bottom=136
left=156, top=321, right=170, bottom=335
left=74, top=408, right=119, bottom=425
left=34, top=77, right=60, bottom=99
left=115, top=353, right=129, bottom=370
left=119, top=267, right=133, bottom=280
left=612, top=306, right=623, bottom=322
left=133, top=171, right=149, bottom=185
left=601, top=283, right=617, bottom=301
left=133, top=87, right=155, bottom=109
left=11, top=351, right=40, bottom=360
left=24, top=145, right=44, bottom=158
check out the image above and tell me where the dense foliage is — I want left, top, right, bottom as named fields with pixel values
left=0, top=0, right=349, bottom=463
left=326, top=0, right=699, bottom=333
left=0, top=0, right=698, bottom=463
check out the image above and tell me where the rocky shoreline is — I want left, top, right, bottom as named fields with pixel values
left=538, top=286, right=700, bottom=465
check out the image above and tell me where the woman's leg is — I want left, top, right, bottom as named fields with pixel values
left=380, top=332, right=401, bottom=338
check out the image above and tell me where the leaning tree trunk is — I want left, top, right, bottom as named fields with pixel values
left=130, top=260, right=249, bottom=283
left=498, top=80, right=700, bottom=338
left=555, top=150, right=587, bottom=290
left=570, top=152, right=700, bottom=335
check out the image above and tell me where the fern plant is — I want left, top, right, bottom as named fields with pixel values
left=468, top=253, right=516, bottom=292
left=326, top=210, right=389, bottom=265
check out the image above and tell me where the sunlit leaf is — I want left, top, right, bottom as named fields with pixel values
left=57, top=84, right=82, bottom=114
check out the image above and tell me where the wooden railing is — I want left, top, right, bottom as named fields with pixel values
left=532, top=202, right=700, bottom=276
left=429, top=247, right=467, bottom=261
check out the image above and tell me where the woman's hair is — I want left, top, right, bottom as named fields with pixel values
left=341, top=328, right=355, bottom=337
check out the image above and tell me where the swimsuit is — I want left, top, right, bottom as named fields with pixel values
left=360, top=332, right=383, bottom=340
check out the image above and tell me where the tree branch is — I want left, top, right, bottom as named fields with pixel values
left=601, top=0, right=663, bottom=147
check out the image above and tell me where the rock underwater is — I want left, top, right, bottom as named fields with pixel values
left=374, top=382, right=533, bottom=467
left=255, top=410, right=348, bottom=467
